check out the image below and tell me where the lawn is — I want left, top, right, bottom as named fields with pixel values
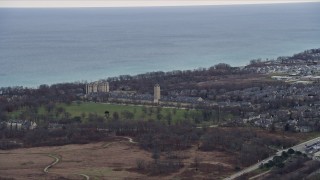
left=8, top=102, right=220, bottom=125
left=59, top=102, right=199, bottom=123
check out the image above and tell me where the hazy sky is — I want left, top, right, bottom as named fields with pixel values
left=0, top=0, right=319, bottom=8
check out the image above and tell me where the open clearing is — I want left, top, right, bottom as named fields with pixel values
left=10, top=102, right=206, bottom=124
left=0, top=128, right=317, bottom=179
left=0, top=138, right=237, bottom=180
left=59, top=102, right=203, bottom=123
left=0, top=140, right=152, bottom=180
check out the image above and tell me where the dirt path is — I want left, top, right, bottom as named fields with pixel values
left=44, top=154, right=60, bottom=173
left=44, top=153, right=90, bottom=180
left=78, top=173, right=90, bottom=180
left=99, top=136, right=137, bottom=149
left=121, top=136, right=138, bottom=144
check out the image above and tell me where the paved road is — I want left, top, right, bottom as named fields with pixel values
left=100, top=102, right=189, bottom=110
left=224, top=136, right=320, bottom=180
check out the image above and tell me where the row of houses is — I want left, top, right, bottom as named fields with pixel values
left=4, top=120, right=37, bottom=131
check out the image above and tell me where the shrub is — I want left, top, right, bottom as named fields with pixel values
left=287, top=148, right=295, bottom=154
left=281, top=151, right=289, bottom=159
left=136, top=159, right=146, bottom=170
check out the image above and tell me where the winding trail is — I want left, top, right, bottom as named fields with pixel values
left=121, top=137, right=138, bottom=144
left=78, top=173, right=90, bottom=180
left=44, top=153, right=90, bottom=180
left=44, top=154, right=60, bottom=173
left=3, top=136, right=137, bottom=180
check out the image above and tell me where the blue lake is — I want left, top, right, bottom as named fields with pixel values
left=0, top=3, right=320, bottom=87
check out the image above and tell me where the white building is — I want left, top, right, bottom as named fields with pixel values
left=86, top=81, right=109, bottom=94
left=154, top=84, right=160, bottom=103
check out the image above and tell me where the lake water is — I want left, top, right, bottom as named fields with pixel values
left=0, top=3, right=320, bottom=87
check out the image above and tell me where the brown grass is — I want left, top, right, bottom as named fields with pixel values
left=196, top=74, right=275, bottom=88
left=0, top=141, right=151, bottom=180
left=0, top=138, right=238, bottom=180
left=1, top=128, right=313, bottom=180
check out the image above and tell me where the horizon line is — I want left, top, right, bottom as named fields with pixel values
left=0, top=0, right=319, bottom=8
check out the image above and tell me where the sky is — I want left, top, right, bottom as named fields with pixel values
left=0, top=0, right=319, bottom=8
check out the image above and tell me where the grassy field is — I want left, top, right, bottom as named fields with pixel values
left=59, top=102, right=204, bottom=124
left=9, top=102, right=222, bottom=125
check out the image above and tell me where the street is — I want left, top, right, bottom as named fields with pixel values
left=224, top=136, right=320, bottom=180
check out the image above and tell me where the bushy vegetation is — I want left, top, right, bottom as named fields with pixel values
left=0, top=125, right=106, bottom=149
left=200, top=128, right=298, bottom=166
left=262, top=155, right=320, bottom=180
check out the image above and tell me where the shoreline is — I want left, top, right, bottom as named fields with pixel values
left=1, top=48, right=319, bottom=88
left=0, top=0, right=319, bottom=8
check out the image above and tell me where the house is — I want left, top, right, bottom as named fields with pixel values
left=6, top=120, right=37, bottom=131
left=197, top=97, right=204, bottom=102
left=253, top=118, right=273, bottom=128
left=295, top=125, right=313, bottom=133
